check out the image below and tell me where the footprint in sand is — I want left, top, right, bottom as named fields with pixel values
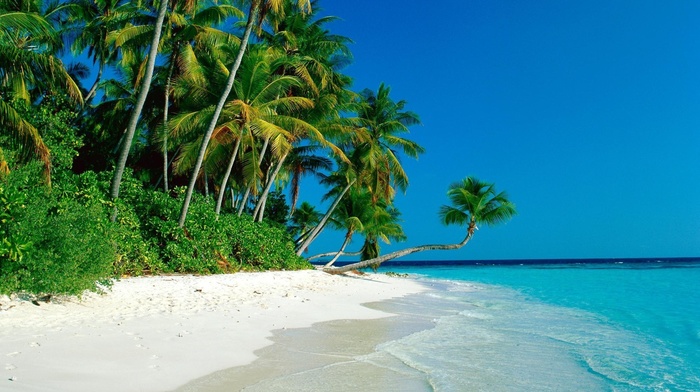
left=6, top=352, right=20, bottom=358
left=5, top=364, right=16, bottom=371
left=135, top=344, right=148, bottom=350
left=29, top=342, right=40, bottom=348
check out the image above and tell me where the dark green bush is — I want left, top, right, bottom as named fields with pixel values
left=134, top=187, right=311, bottom=273
left=0, top=165, right=115, bottom=295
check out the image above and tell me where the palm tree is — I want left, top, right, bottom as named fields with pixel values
left=357, top=202, right=406, bottom=263
left=177, top=0, right=312, bottom=228
left=0, top=100, right=51, bottom=183
left=294, top=159, right=357, bottom=256
left=169, top=44, right=315, bottom=217
left=353, top=83, right=424, bottom=203
left=285, top=144, right=332, bottom=215
left=110, top=0, right=169, bottom=221
left=321, top=189, right=404, bottom=268
left=288, top=200, right=321, bottom=250
left=156, top=1, right=243, bottom=192
left=68, top=0, right=134, bottom=105
left=325, top=177, right=516, bottom=274
left=0, top=1, right=83, bottom=184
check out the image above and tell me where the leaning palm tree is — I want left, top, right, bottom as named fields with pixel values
left=325, top=177, right=516, bottom=274
left=109, top=0, right=169, bottom=221
left=285, top=144, right=332, bottom=215
left=288, top=200, right=321, bottom=249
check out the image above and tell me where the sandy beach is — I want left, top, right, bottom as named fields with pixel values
left=0, top=270, right=426, bottom=391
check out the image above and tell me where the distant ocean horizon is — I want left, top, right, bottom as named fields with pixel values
left=320, top=256, right=700, bottom=267
left=322, top=257, right=700, bottom=390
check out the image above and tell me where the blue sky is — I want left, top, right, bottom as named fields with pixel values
left=299, top=0, right=700, bottom=260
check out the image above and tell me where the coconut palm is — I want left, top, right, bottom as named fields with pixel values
left=326, top=177, right=516, bottom=274
left=288, top=200, right=321, bottom=250
left=109, top=0, right=169, bottom=221
left=294, top=157, right=358, bottom=256
left=177, top=0, right=312, bottom=228
left=353, top=83, right=424, bottom=203
left=169, top=44, right=316, bottom=218
left=285, top=144, right=332, bottom=215
left=322, top=189, right=405, bottom=268
left=151, top=1, right=243, bottom=191
left=0, top=1, right=82, bottom=184
left=67, top=0, right=136, bottom=105
left=357, top=202, right=406, bottom=263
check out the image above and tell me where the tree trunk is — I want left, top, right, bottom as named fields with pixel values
left=215, top=137, right=242, bottom=215
left=296, top=178, right=356, bottom=256
left=323, top=229, right=353, bottom=268
left=178, top=3, right=258, bottom=228
left=162, top=44, right=178, bottom=193
left=324, top=226, right=475, bottom=274
left=237, top=136, right=269, bottom=216
left=204, top=170, right=209, bottom=198
left=110, top=0, right=169, bottom=222
left=308, top=249, right=362, bottom=261
left=253, top=150, right=289, bottom=222
left=84, top=59, right=104, bottom=105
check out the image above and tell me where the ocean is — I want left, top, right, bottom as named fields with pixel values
left=184, top=258, right=700, bottom=391
left=372, top=257, right=700, bottom=391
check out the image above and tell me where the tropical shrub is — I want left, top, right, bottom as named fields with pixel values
left=0, top=164, right=115, bottom=295
left=135, top=188, right=310, bottom=273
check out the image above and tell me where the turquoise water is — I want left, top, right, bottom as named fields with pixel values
left=378, top=260, right=700, bottom=391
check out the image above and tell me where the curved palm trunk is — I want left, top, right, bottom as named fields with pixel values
left=323, top=229, right=354, bottom=268
left=84, top=59, right=103, bottom=105
left=324, top=225, right=475, bottom=274
left=237, top=136, right=269, bottom=216
left=215, top=137, right=242, bottom=215
left=296, top=178, right=356, bottom=256
left=308, top=249, right=362, bottom=261
left=253, top=150, right=289, bottom=222
left=178, top=3, right=258, bottom=228
left=110, top=0, right=169, bottom=222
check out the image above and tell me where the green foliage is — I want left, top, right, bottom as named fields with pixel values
left=14, top=94, right=83, bottom=173
left=0, top=164, right=115, bottom=295
left=263, top=188, right=290, bottom=226
left=133, top=187, right=310, bottom=274
left=0, top=160, right=310, bottom=296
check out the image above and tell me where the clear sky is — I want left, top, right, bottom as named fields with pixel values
left=299, top=0, right=700, bottom=260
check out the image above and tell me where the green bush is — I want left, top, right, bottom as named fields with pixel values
left=0, top=165, right=115, bottom=295
left=134, top=187, right=311, bottom=273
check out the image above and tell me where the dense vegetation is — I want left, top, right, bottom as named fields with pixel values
left=1, top=0, right=514, bottom=295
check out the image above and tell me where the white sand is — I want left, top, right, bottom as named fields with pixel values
left=0, top=270, right=425, bottom=391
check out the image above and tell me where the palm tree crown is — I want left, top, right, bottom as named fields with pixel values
left=440, top=177, right=517, bottom=235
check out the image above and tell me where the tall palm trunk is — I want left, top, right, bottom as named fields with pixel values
left=296, top=178, right=356, bottom=256
left=178, top=3, right=258, bottom=228
left=204, top=170, right=209, bottom=197
left=325, top=224, right=476, bottom=274
left=110, top=0, right=169, bottom=222
left=215, top=137, right=242, bottom=215
left=162, top=46, right=177, bottom=193
left=323, top=229, right=353, bottom=268
left=253, top=150, right=289, bottom=222
left=237, top=135, right=269, bottom=216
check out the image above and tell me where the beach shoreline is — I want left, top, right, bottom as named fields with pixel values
left=0, top=270, right=426, bottom=391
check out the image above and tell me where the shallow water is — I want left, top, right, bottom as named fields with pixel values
left=180, top=259, right=700, bottom=391
left=385, top=259, right=700, bottom=391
